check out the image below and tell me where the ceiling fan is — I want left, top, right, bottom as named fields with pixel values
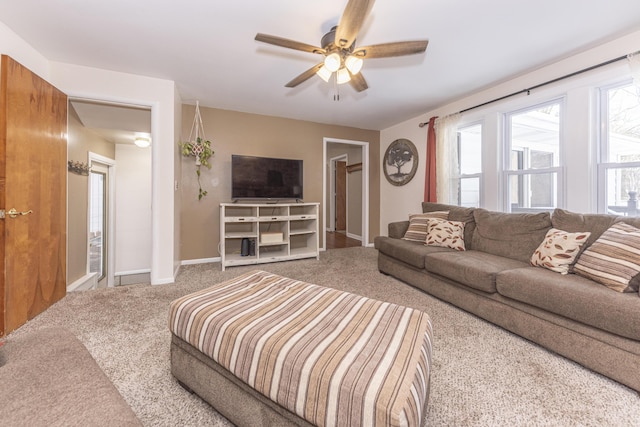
left=254, top=0, right=428, bottom=93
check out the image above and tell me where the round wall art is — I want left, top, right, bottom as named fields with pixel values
left=383, top=138, right=419, bottom=186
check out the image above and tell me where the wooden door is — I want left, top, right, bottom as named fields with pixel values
left=0, top=55, right=67, bottom=336
left=335, top=161, right=347, bottom=231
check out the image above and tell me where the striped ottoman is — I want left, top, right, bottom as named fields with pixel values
left=169, top=270, right=433, bottom=427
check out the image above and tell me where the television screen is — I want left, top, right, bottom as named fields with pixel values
left=231, top=155, right=303, bottom=201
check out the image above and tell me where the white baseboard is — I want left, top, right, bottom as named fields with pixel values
left=67, top=273, right=98, bottom=292
left=181, top=257, right=220, bottom=266
left=346, top=232, right=363, bottom=241
left=115, top=268, right=151, bottom=276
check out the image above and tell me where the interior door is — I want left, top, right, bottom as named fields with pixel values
left=0, top=55, right=67, bottom=336
left=335, top=161, right=347, bottom=231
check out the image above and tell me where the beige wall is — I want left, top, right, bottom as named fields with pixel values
left=67, top=104, right=115, bottom=283
left=180, top=105, right=380, bottom=261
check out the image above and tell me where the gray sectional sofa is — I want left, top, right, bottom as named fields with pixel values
left=374, top=202, right=640, bottom=393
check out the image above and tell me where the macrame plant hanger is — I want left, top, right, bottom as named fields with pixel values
left=187, top=101, right=207, bottom=166
left=181, top=100, right=214, bottom=200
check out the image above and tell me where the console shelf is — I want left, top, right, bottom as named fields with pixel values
left=220, top=202, right=319, bottom=271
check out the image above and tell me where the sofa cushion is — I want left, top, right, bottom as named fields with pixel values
left=424, top=250, right=529, bottom=293
left=471, top=209, right=552, bottom=263
left=375, top=236, right=452, bottom=269
left=551, top=208, right=617, bottom=248
left=573, top=222, right=640, bottom=293
left=425, top=218, right=466, bottom=251
left=530, top=228, right=591, bottom=274
left=496, top=267, right=640, bottom=341
left=615, top=216, right=640, bottom=229
left=422, top=202, right=476, bottom=248
left=402, top=211, right=449, bottom=242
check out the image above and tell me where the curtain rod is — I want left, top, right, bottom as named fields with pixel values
left=418, top=53, right=629, bottom=127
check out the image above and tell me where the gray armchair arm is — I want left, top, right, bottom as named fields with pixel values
left=388, top=221, right=409, bottom=239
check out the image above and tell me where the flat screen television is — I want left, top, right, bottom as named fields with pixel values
left=231, top=155, right=303, bottom=201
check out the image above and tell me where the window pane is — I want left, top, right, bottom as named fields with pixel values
left=607, top=84, right=640, bottom=163
left=459, top=177, right=480, bottom=208
left=508, top=103, right=560, bottom=170
left=507, top=172, right=557, bottom=212
left=459, top=124, right=482, bottom=174
left=605, top=166, right=640, bottom=217
left=90, top=171, right=105, bottom=280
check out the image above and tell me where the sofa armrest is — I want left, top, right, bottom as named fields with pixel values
left=388, top=221, right=410, bottom=239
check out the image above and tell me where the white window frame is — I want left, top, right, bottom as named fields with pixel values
left=502, top=98, right=565, bottom=212
left=597, top=79, right=640, bottom=216
left=455, top=121, right=483, bottom=207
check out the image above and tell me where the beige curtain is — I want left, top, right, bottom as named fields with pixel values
left=434, top=113, right=461, bottom=204
left=424, top=116, right=438, bottom=202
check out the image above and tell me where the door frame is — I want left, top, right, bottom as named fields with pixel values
left=88, top=152, right=116, bottom=287
left=328, top=154, right=348, bottom=232
left=322, top=137, right=370, bottom=251
left=66, top=94, right=165, bottom=285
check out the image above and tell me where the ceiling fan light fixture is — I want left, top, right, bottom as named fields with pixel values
left=324, top=52, right=341, bottom=72
left=336, top=67, right=351, bottom=85
left=316, top=65, right=332, bottom=82
left=345, top=55, right=363, bottom=74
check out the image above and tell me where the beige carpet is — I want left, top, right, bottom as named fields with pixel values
left=6, top=247, right=640, bottom=426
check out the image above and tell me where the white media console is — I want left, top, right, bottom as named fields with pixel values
left=219, top=202, right=320, bottom=271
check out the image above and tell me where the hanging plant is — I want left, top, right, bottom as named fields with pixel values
left=180, top=137, right=214, bottom=200
left=179, top=101, right=214, bottom=200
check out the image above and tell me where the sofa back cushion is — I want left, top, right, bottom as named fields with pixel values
left=471, top=208, right=552, bottom=263
left=422, top=202, right=476, bottom=248
left=614, top=216, right=640, bottom=229
left=551, top=208, right=617, bottom=247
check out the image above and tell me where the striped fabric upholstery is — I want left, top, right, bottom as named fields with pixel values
left=402, top=211, right=449, bottom=242
left=169, top=270, right=433, bottom=427
left=574, top=222, right=640, bottom=292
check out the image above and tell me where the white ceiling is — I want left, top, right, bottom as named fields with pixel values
left=70, top=100, right=151, bottom=145
left=2, top=0, right=640, bottom=131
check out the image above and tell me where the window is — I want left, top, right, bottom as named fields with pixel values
left=599, top=81, right=640, bottom=217
left=456, top=123, right=482, bottom=207
left=504, top=100, right=563, bottom=212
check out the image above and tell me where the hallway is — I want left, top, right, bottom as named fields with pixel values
left=326, top=231, right=362, bottom=250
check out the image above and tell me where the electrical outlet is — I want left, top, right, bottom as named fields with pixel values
left=174, top=180, right=179, bottom=191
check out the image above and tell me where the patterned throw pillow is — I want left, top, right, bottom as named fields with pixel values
left=530, top=228, right=591, bottom=275
left=573, top=222, right=640, bottom=292
left=402, top=211, right=449, bottom=243
left=425, top=218, right=466, bottom=251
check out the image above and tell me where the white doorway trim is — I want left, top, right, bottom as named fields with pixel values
left=88, top=152, right=116, bottom=287
left=322, top=137, right=370, bottom=251
left=67, top=94, right=164, bottom=285
left=328, top=154, right=348, bottom=232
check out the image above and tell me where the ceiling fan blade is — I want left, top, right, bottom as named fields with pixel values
left=335, top=0, right=376, bottom=49
left=255, top=33, right=325, bottom=54
left=349, top=72, right=368, bottom=92
left=353, top=40, right=429, bottom=58
left=285, top=63, right=325, bottom=88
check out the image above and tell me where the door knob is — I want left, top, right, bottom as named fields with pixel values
left=7, top=208, right=33, bottom=219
